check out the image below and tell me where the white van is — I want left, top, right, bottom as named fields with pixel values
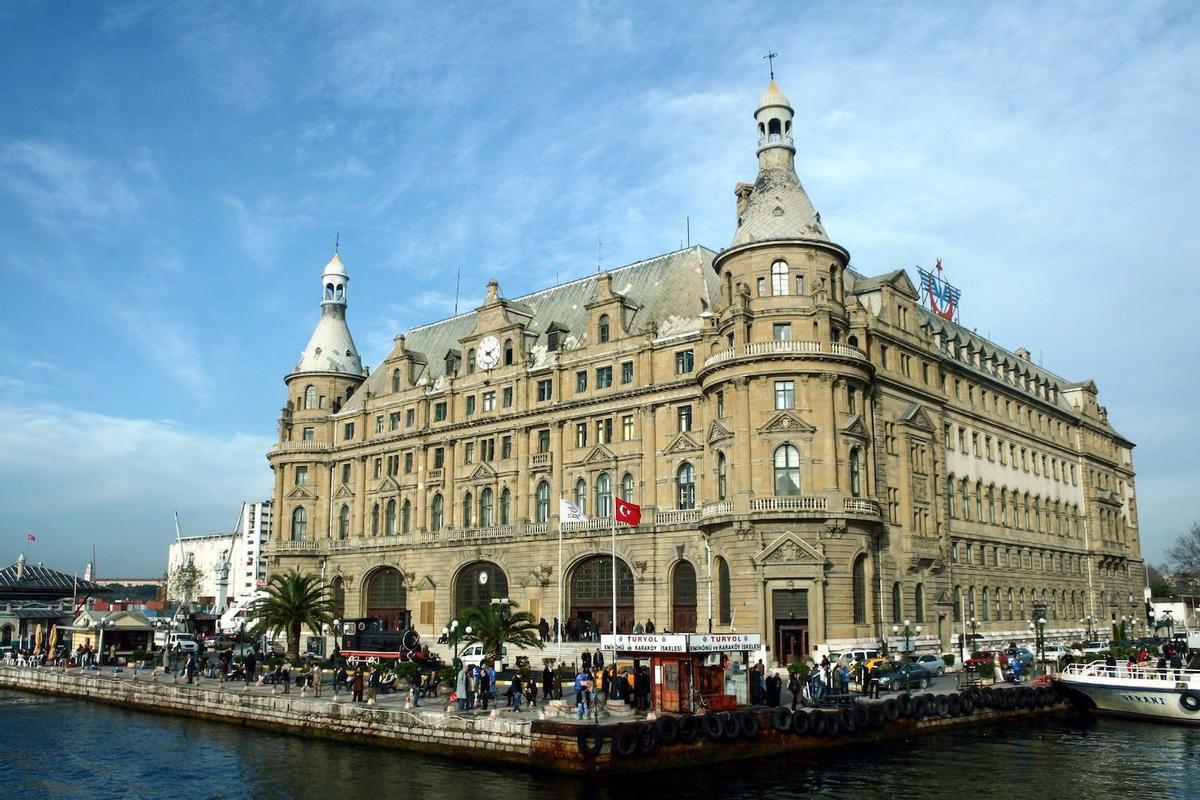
left=153, top=632, right=199, bottom=653
left=458, top=643, right=508, bottom=671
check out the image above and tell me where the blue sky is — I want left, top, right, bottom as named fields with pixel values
left=0, top=1, right=1196, bottom=577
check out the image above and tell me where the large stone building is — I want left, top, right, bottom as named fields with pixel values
left=267, top=81, right=1144, bottom=664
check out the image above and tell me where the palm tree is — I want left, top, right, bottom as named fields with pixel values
left=245, top=569, right=334, bottom=663
left=459, top=600, right=543, bottom=663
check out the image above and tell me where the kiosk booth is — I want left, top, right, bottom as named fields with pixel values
left=601, top=633, right=761, bottom=714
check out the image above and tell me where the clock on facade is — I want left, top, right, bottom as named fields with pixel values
left=476, top=335, right=501, bottom=370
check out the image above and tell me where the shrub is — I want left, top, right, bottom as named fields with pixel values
left=394, top=661, right=418, bottom=682
left=943, top=654, right=956, bottom=667
left=789, top=661, right=811, bottom=679
left=131, top=649, right=147, bottom=662
left=437, top=665, right=457, bottom=686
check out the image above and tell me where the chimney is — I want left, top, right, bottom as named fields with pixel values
left=735, top=183, right=754, bottom=227
left=1015, top=347, right=1031, bottom=361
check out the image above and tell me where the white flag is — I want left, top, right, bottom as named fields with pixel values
left=559, top=499, right=588, bottom=523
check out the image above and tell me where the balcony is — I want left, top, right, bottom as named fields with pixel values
left=843, top=497, right=882, bottom=517
left=560, top=517, right=616, bottom=534
left=702, top=339, right=868, bottom=370
left=271, top=441, right=334, bottom=455
left=274, top=540, right=324, bottom=553
left=701, top=501, right=733, bottom=519
left=750, top=495, right=828, bottom=513
left=445, top=525, right=523, bottom=544
left=426, top=468, right=444, bottom=484
left=655, top=508, right=701, bottom=526
left=529, top=452, right=553, bottom=472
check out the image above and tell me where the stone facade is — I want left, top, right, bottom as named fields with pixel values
left=266, top=81, right=1143, bottom=665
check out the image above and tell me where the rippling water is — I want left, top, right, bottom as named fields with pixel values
left=1, top=690, right=1196, bottom=800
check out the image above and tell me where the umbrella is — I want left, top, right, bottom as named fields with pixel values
left=48, top=625, right=59, bottom=655
left=34, top=623, right=44, bottom=653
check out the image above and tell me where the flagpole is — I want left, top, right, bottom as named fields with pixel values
left=610, top=498, right=617, bottom=663
left=556, top=508, right=563, bottom=665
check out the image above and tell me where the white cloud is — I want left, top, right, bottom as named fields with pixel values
left=0, top=402, right=274, bottom=575
left=0, top=141, right=143, bottom=233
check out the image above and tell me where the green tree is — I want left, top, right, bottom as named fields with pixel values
left=459, top=601, right=543, bottom=663
left=245, top=569, right=334, bottom=663
left=1167, top=522, right=1200, bottom=576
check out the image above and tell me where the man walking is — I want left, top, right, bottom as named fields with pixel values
left=456, top=664, right=469, bottom=711
left=351, top=666, right=365, bottom=703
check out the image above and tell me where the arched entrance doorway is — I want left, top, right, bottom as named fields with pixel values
left=569, top=555, right=634, bottom=637
left=363, top=567, right=409, bottom=630
left=671, top=561, right=697, bottom=632
left=454, top=561, right=509, bottom=615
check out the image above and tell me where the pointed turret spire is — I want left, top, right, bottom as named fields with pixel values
left=731, top=79, right=828, bottom=247
left=294, top=251, right=365, bottom=376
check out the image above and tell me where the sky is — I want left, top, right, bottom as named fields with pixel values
left=0, top=1, right=1196, bottom=577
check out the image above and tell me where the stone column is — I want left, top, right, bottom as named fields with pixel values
left=353, top=455, right=368, bottom=537
left=735, top=377, right=753, bottom=506
left=642, top=405, right=660, bottom=508
left=515, top=425, right=528, bottom=522
left=820, top=374, right=838, bottom=492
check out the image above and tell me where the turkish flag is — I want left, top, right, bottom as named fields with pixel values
left=615, top=498, right=641, bottom=526
left=27, top=534, right=36, bottom=541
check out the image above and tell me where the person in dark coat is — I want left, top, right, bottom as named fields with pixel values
left=582, top=649, right=592, bottom=671
left=244, top=650, right=257, bottom=685
left=593, top=649, right=604, bottom=670
left=478, top=664, right=490, bottom=710
left=351, top=666, right=365, bottom=702
left=768, top=672, right=783, bottom=706
left=634, top=665, right=651, bottom=712
left=788, top=671, right=802, bottom=709
left=542, top=664, right=554, bottom=702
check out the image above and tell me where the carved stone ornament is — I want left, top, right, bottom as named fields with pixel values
left=821, top=521, right=848, bottom=538
left=911, top=476, right=929, bottom=503
left=758, top=411, right=816, bottom=435
left=664, top=433, right=702, bottom=454
left=766, top=541, right=808, bottom=562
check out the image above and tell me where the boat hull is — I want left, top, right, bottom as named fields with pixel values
left=1057, top=673, right=1200, bottom=725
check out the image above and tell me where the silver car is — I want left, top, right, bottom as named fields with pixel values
left=913, top=654, right=946, bottom=677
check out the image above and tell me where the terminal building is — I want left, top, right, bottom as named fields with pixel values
left=266, top=80, right=1144, bottom=664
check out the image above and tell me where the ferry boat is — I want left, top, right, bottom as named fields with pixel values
left=1056, top=661, right=1200, bottom=725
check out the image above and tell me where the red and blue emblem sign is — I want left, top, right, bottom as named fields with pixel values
left=917, top=259, right=961, bottom=321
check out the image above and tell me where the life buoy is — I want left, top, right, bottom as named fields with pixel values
left=882, top=698, right=901, bottom=722
left=959, top=692, right=975, bottom=716
left=637, top=721, right=661, bottom=755
left=824, top=710, right=842, bottom=737
left=612, top=724, right=639, bottom=757
left=678, top=714, right=701, bottom=743
left=577, top=726, right=604, bottom=757
left=701, top=713, right=724, bottom=741
left=947, top=693, right=962, bottom=717
left=720, top=711, right=741, bottom=740
left=771, top=706, right=793, bottom=733
left=739, top=709, right=760, bottom=738
left=791, top=709, right=811, bottom=736
left=935, top=694, right=950, bottom=717
left=840, top=707, right=858, bottom=734
left=1180, top=691, right=1200, bottom=713
left=897, top=693, right=914, bottom=718
left=656, top=714, right=680, bottom=745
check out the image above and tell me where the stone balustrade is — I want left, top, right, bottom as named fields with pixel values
left=702, top=339, right=868, bottom=369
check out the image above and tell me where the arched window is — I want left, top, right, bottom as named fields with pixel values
left=385, top=499, right=396, bottom=535
left=480, top=488, right=493, bottom=527
left=338, top=504, right=349, bottom=539
left=574, top=479, right=587, bottom=514
left=391, top=369, right=401, bottom=392
left=401, top=499, right=411, bottom=534
left=364, top=567, right=407, bottom=630
left=914, top=583, right=925, bottom=623
left=1007, top=588, right=1014, bottom=620
left=987, top=486, right=996, bottom=523
left=304, top=385, right=316, bottom=410
left=595, top=472, right=612, bottom=517
left=290, top=507, right=307, bottom=541
left=324, top=283, right=334, bottom=301
left=717, top=453, right=728, bottom=501
left=771, top=260, right=789, bottom=295
left=947, top=474, right=957, bottom=518
left=993, top=588, right=1001, bottom=620
left=773, top=444, right=801, bottom=495
left=975, top=482, right=984, bottom=520
left=466, top=349, right=476, bottom=374
left=768, top=117, right=782, bottom=139
left=454, top=561, right=509, bottom=614
left=620, top=473, right=635, bottom=502
left=717, top=556, right=732, bottom=626
left=671, top=561, right=698, bottom=631
left=503, top=338, right=514, bottom=366
left=370, top=503, right=379, bottom=536
left=892, top=581, right=902, bottom=623
left=982, top=588, right=990, bottom=621
left=953, top=585, right=962, bottom=622
left=849, top=448, right=862, bottom=497
left=499, top=488, right=511, bottom=525
left=331, top=577, right=346, bottom=619
left=536, top=481, right=550, bottom=523
left=598, top=314, right=610, bottom=343
left=431, top=494, right=444, bottom=531
left=462, top=492, right=474, bottom=528
left=676, top=463, right=695, bottom=510
left=852, top=554, right=868, bottom=624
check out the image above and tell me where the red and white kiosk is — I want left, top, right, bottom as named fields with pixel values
left=601, top=633, right=761, bottom=713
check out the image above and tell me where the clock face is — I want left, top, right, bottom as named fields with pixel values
left=476, top=335, right=501, bottom=370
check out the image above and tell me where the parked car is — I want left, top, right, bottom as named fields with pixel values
left=202, top=634, right=238, bottom=651
left=1040, top=645, right=1072, bottom=662
left=1007, top=647, right=1035, bottom=668
left=830, top=649, right=879, bottom=665
left=914, top=653, right=947, bottom=676
left=1081, top=641, right=1110, bottom=654
left=877, top=661, right=934, bottom=691
left=458, top=642, right=508, bottom=671
left=965, top=650, right=1009, bottom=670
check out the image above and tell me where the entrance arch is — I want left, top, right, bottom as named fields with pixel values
left=363, top=567, right=409, bottom=630
left=454, top=561, right=510, bottom=615
left=671, top=561, right=697, bottom=632
left=569, top=555, right=634, bottom=636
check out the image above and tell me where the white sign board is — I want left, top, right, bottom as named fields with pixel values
left=687, top=633, right=762, bottom=653
left=601, top=634, right=687, bottom=653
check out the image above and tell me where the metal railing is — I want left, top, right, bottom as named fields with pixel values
left=1062, top=661, right=1200, bottom=683
left=750, top=496, right=828, bottom=512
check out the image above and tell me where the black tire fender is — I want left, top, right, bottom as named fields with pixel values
left=882, top=698, right=901, bottom=722
left=824, top=710, right=842, bottom=737
left=959, top=692, right=975, bottom=716
left=677, top=714, right=701, bottom=744
left=720, top=710, right=741, bottom=740
left=637, top=721, right=661, bottom=755
left=935, top=694, right=950, bottom=717
left=840, top=707, right=858, bottom=734
left=791, top=708, right=811, bottom=736
left=612, top=724, right=639, bottom=757
left=655, top=714, right=680, bottom=746
left=854, top=703, right=870, bottom=729
left=701, top=712, right=724, bottom=741
left=577, top=726, right=604, bottom=757
left=1180, top=690, right=1200, bottom=713
left=809, top=709, right=827, bottom=736
left=740, top=709, right=760, bottom=738
left=947, top=693, right=962, bottom=717
left=868, top=703, right=886, bottom=729
left=897, top=693, right=914, bottom=718
left=771, top=706, right=793, bottom=733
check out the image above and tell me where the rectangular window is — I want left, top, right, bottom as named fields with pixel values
left=302, top=427, right=315, bottom=441
left=404, top=451, right=413, bottom=473
left=343, top=422, right=355, bottom=440
left=887, top=487, right=899, bottom=523
left=537, top=428, right=551, bottom=453
left=502, top=386, right=513, bottom=407
left=596, top=418, right=613, bottom=444
left=677, top=404, right=693, bottom=432
left=795, top=275, right=804, bottom=295
left=774, top=380, right=795, bottom=410
left=881, top=345, right=890, bottom=368
left=971, top=432, right=980, bottom=457
left=373, top=458, right=382, bottom=479
left=958, top=429, right=966, bottom=452
left=999, top=440, right=1007, bottom=465
left=621, top=361, right=634, bottom=384
left=295, top=465, right=308, bottom=485
left=901, top=353, right=911, bottom=378
left=985, top=436, right=993, bottom=460
left=433, top=447, right=445, bottom=469
left=406, top=407, right=415, bottom=427
left=716, top=390, right=725, bottom=419
left=419, top=601, right=434, bottom=627
left=576, top=371, right=588, bottom=392
left=434, top=402, right=447, bottom=421
left=757, top=277, right=766, bottom=296
left=480, top=438, right=495, bottom=462
left=389, top=412, right=400, bottom=431
left=675, top=349, right=695, bottom=374
left=922, top=363, right=931, bottom=384
left=536, top=379, right=553, bottom=402
left=482, top=391, right=495, bottom=412
left=847, top=387, right=856, bottom=415
left=944, top=424, right=953, bottom=451
left=375, top=414, right=384, bottom=433
left=622, top=414, right=634, bottom=441
left=772, top=323, right=792, bottom=341
left=465, top=395, right=476, bottom=416
left=885, top=422, right=897, bottom=455
left=501, top=436, right=512, bottom=459
left=596, top=366, right=613, bottom=389
left=576, top=422, right=588, bottom=448
left=387, top=454, right=399, bottom=476
left=954, top=379, right=962, bottom=399
left=341, top=463, right=351, bottom=484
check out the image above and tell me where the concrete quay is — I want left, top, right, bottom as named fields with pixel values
left=0, top=664, right=1068, bottom=774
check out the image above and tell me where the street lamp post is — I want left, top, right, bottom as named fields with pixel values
left=1027, top=616, right=1046, bottom=677
left=1081, top=615, right=1096, bottom=642
left=330, top=618, right=341, bottom=701
left=890, top=619, right=921, bottom=694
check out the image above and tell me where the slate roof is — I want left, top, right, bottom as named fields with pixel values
left=338, top=246, right=720, bottom=415
left=731, top=166, right=829, bottom=247
left=0, top=560, right=110, bottom=599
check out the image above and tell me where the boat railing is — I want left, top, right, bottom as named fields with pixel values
left=1062, top=660, right=1200, bottom=682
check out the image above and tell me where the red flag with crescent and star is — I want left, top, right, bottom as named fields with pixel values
left=27, top=534, right=36, bottom=541
left=615, top=498, right=641, bottom=526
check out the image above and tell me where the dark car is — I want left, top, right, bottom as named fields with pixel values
left=876, top=661, right=934, bottom=691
